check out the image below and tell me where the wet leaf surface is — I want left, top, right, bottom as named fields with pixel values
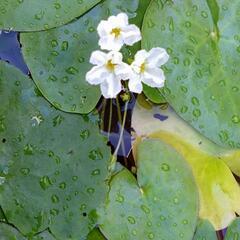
left=132, top=102, right=240, bottom=230
left=0, top=61, right=111, bottom=239
left=0, top=0, right=101, bottom=31
left=142, top=0, right=240, bottom=148
left=99, top=139, right=198, bottom=240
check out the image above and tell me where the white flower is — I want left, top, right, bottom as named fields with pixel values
left=86, top=50, right=132, bottom=98
left=97, top=13, right=141, bottom=51
left=128, top=47, right=169, bottom=93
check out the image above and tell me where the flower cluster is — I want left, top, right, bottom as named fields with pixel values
left=86, top=13, right=169, bottom=99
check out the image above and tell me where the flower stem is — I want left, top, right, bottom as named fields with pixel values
left=109, top=100, right=129, bottom=173
left=107, top=99, right=113, bottom=139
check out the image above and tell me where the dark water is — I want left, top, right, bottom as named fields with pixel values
left=0, top=31, right=28, bottom=74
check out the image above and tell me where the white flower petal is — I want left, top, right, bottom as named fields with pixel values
left=86, top=66, right=107, bottom=85
left=122, top=24, right=142, bottom=46
left=108, top=51, right=123, bottom=64
left=128, top=75, right=143, bottom=93
left=115, top=63, right=132, bottom=80
left=89, top=50, right=107, bottom=65
left=100, top=74, right=122, bottom=98
left=142, top=68, right=165, bottom=88
left=98, top=35, right=124, bottom=51
left=147, top=47, right=169, bottom=67
left=97, top=20, right=112, bottom=37
left=100, top=81, right=110, bottom=98
left=133, top=50, right=148, bottom=64
left=116, top=13, right=129, bottom=27
left=131, top=50, right=148, bottom=74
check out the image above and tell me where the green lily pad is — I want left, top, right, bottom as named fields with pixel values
left=0, top=0, right=101, bottom=32
left=193, top=220, right=217, bottom=240
left=0, top=223, right=54, bottom=240
left=225, top=217, right=240, bottom=240
left=99, top=139, right=198, bottom=240
left=0, top=61, right=111, bottom=239
left=142, top=0, right=240, bottom=148
left=132, top=103, right=240, bottom=230
left=21, top=0, right=147, bottom=114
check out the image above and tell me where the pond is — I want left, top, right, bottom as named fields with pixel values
left=0, top=1, right=240, bottom=240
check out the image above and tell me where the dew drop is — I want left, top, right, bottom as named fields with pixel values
left=20, top=168, right=30, bottom=176
left=161, top=163, right=170, bottom=171
left=50, top=209, right=59, bottom=216
left=39, top=176, right=52, bottom=190
left=127, top=216, right=136, bottom=224
left=23, top=144, right=34, bottom=155
left=91, top=169, right=100, bottom=176
left=59, top=182, right=66, bottom=189
left=116, top=194, right=124, bottom=203
left=193, top=109, right=201, bottom=117
left=232, top=115, right=240, bottom=124
left=180, top=106, right=188, bottom=113
left=148, top=232, right=154, bottom=239
left=141, top=205, right=150, bottom=214
left=201, top=11, right=208, bottom=18
left=191, top=97, right=200, bottom=106
left=80, top=129, right=90, bottom=140
left=61, top=41, right=68, bottom=51
left=51, top=40, right=58, bottom=48
left=51, top=194, right=59, bottom=203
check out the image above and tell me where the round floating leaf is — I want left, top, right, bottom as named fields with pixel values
left=132, top=103, right=240, bottom=230
left=193, top=220, right=217, bottom=240
left=99, top=139, right=198, bottom=240
left=0, top=223, right=54, bottom=240
left=142, top=0, right=240, bottom=148
left=21, top=0, right=147, bottom=114
left=225, top=217, right=240, bottom=240
left=0, top=0, right=101, bottom=32
left=0, top=62, right=111, bottom=239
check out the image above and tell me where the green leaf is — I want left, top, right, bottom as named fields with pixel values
left=132, top=103, right=240, bottom=230
left=0, top=0, right=101, bottom=32
left=225, top=217, right=240, bottom=240
left=0, top=223, right=25, bottom=240
left=99, top=139, right=198, bottom=240
left=143, top=84, right=166, bottom=104
left=193, top=220, right=217, bottom=240
left=21, top=0, right=147, bottom=114
left=142, top=0, right=240, bottom=148
left=0, top=61, right=111, bottom=239
left=0, top=223, right=55, bottom=240
left=87, top=228, right=105, bottom=240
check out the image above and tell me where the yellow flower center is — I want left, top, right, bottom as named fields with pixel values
left=140, top=62, right=146, bottom=73
left=106, top=60, right=116, bottom=72
left=111, top=28, right=121, bottom=38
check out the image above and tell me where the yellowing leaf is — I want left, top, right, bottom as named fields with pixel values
left=132, top=102, right=240, bottom=230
